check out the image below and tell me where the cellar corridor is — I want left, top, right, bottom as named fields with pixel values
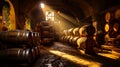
left=1, top=0, right=120, bottom=67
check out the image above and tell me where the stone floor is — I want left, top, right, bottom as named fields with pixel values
left=32, top=42, right=120, bottom=67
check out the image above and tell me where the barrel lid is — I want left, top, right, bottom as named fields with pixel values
left=68, top=28, right=74, bottom=36
left=73, top=27, right=79, bottom=36
left=104, top=23, right=109, bottom=32
left=115, top=9, right=120, bottom=19
left=79, top=25, right=88, bottom=35
left=113, top=22, right=119, bottom=32
left=105, top=12, right=111, bottom=23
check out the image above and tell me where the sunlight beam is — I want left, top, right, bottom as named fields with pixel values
left=42, top=47, right=101, bottom=67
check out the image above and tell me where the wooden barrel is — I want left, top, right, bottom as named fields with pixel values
left=65, top=36, right=71, bottom=43
left=109, top=21, right=120, bottom=38
left=63, top=30, right=67, bottom=36
left=114, top=35, right=120, bottom=47
left=37, top=45, right=40, bottom=56
left=34, top=22, right=41, bottom=32
left=71, top=37, right=79, bottom=47
left=41, top=31, right=53, bottom=38
left=31, top=47, right=36, bottom=61
left=76, top=25, right=95, bottom=50
left=64, top=30, right=68, bottom=36
left=36, top=32, right=41, bottom=45
left=77, top=37, right=87, bottom=50
left=41, top=26, right=52, bottom=31
left=105, top=12, right=111, bottom=23
left=105, top=20, right=120, bottom=38
left=60, top=36, right=64, bottom=41
left=31, top=47, right=39, bottom=60
left=62, top=30, right=68, bottom=42
left=68, top=36, right=74, bottom=44
left=0, top=48, right=32, bottom=63
left=79, top=25, right=95, bottom=36
left=31, top=32, right=37, bottom=46
left=66, top=28, right=74, bottom=43
left=32, top=32, right=40, bottom=46
left=113, top=22, right=119, bottom=32
left=0, top=30, right=33, bottom=46
left=68, top=28, right=74, bottom=36
left=34, top=46, right=39, bottom=57
left=63, top=36, right=67, bottom=42
left=73, top=27, right=79, bottom=36
left=40, top=22, right=49, bottom=26
left=104, top=23, right=110, bottom=32
left=79, top=25, right=88, bottom=36
left=114, top=9, right=120, bottom=19
left=70, top=27, right=80, bottom=46
left=41, top=38, right=53, bottom=44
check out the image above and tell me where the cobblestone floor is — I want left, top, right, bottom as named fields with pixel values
left=32, top=42, right=120, bottom=67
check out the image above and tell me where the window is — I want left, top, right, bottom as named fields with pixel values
left=46, top=11, right=54, bottom=21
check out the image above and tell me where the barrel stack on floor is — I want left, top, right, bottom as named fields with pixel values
left=60, top=24, right=97, bottom=55
left=0, top=30, right=41, bottom=67
left=40, top=21, right=54, bottom=46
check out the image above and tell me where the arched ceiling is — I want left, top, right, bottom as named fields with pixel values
left=1, top=0, right=120, bottom=26
left=1, top=0, right=120, bottom=19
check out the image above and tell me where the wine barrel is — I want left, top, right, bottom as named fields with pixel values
left=62, top=30, right=68, bottom=42
left=40, top=22, right=49, bottom=26
left=114, top=35, right=120, bottom=47
left=36, top=32, right=41, bottom=45
left=34, top=46, right=39, bottom=57
left=79, top=25, right=95, bottom=36
left=64, top=30, right=68, bottom=36
left=104, top=20, right=120, bottom=38
left=32, top=32, right=40, bottom=46
left=0, top=48, right=32, bottom=63
left=41, top=38, right=53, bottom=44
left=63, top=36, right=67, bottom=42
left=114, top=9, right=120, bottom=19
left=104, top=23, right=110, bottom=32
left=113, top=22, right=119, bottom=32
left=41, top=31, right=53, bottom=38
left=73, top=27, right=79, bottom=36
left=71, top=27, right=80, bottom=46
left=31, top=47, right=36, bottom=61
left=60, top=36, right=64, bottom=42
left=79, top=25, right=88, bottom=36
left=65, top=28, right=74, bottom=43
left=68, top=36, right=74, bottom=44
left=0, top=30, right=33, bottom=46
left=31, top=32, right=36, bottom=46
left=37, top=45, right=41, bottom=55
left=77, top=37, right=87, bottom=50
left=71, top=37, right=79, bottom=47
left=109, top=21, right=120, bottom=38
left=105, top=12, right=111, bottom=23
left=41, top=26, right=52, bottom=31
left=35, top=22, right=41, bottom=32
left=77, top=25, right=95, bottom=50
left=68, top=28, right=74, bottom=36
left=65, top=36, right=70, bottom=43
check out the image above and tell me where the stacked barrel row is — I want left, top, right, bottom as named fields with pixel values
left=40, top=22, right=54, bottom=46
left=60, top=26, right=85, bottom=49
left=60, top=24, right=96, bottom=54
left=0, top=30, right=41, bottom=66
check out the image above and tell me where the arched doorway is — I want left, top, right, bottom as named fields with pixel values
left=2, top=0, right=16, bottom=30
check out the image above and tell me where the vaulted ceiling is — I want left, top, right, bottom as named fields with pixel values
left=1, top=0, right=120, bottom=28
left=1, top=0, right=120, bottom=18
left=6, top=0, right=118, bottom=16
